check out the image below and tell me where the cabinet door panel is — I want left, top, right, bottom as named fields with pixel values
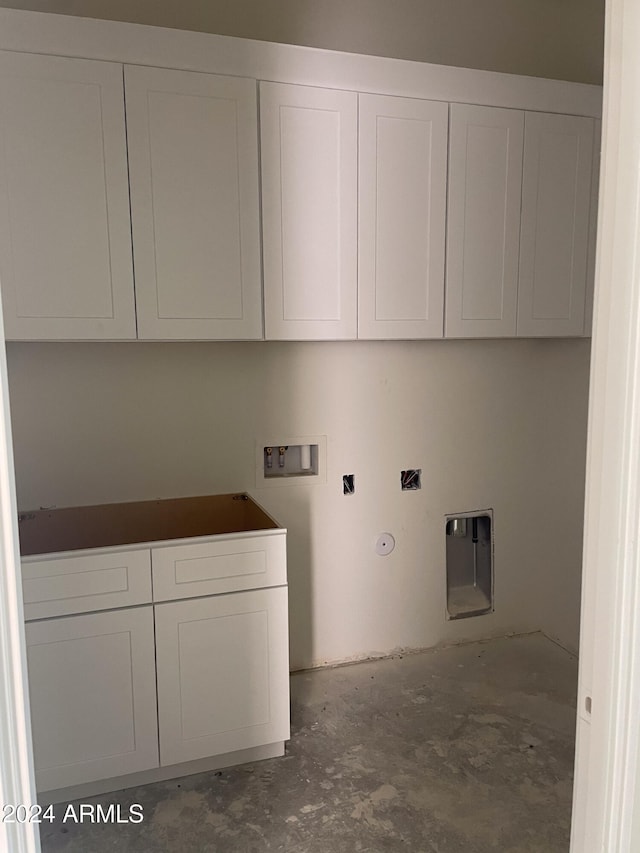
left=446, top=104, right=524, bottom=338
left=0, top=51, right=135, bottom=340
left=358, top=94, right=447, bottom=339
left=126, top=66, right=262, bottom=339
left=517, top=112, right=594, bottom=337
left=26, top=607, right=158, bottom=792
left=584, top=119, right=601, bottom=337
left=155, top=587, right=290, bottom=766
left=261, top=82, right=357, bottom=340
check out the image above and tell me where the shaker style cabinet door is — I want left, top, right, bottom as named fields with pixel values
left=0, top=51, right=136, bottom=340
left=584, top=119, right=602, bottom=338
left=125, top=66, right=262, bottom=339
left=25, top=606, right=159, bottom=793
left=155, top=587, right=290, bottom=767
left=517, top=112, right=594, bottom=337
left=358, top=94, right=448, bottom=339
left=445, top=104, right=524, bottom=338
left=260, top=82, right=358, bottom=340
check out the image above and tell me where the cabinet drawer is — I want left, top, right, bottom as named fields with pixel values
left=152, top=534, right=286, bottom=601
left=22, top=549, right=152, bottom=620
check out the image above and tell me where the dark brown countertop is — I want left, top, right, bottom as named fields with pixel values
left=18, top=493, right=280, bottom=557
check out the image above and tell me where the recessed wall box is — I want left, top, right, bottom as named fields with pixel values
left=256, top=436, right=327, bottom=487
left=445, top=510, right=493, bottom=619
left=263, top=444, right=318, bottom=478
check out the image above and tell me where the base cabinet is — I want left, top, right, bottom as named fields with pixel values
left=20, top=496, right=290, bottom=798
left=155, top=587, right=290, bottom=767
left=25, top=606, right=159, bottom=792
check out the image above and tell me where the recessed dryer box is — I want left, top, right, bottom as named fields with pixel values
left=445, top=509, right=494, bottom=620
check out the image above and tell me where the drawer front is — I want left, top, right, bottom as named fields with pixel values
left=22, top=550, right=152, bottom=620
left=152, top=534, right=286, bottom=601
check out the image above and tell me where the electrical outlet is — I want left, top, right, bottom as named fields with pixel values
left=343, top=474, right=355, bottom=495
left=401, top=469, right=421, bottom=490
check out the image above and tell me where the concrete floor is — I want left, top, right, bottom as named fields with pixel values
left=39, top=632, right=578, bottom=853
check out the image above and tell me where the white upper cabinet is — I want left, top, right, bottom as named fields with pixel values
left=584, top=119, right=602, bottom=337
left=358, top=94, right=448, bottom=339
left=517, top=112, right=594, bottom=337
left=0, top=51, right=135, bottom=340
left=445, top=104, right=524, bottom=338
left=260, top=82, right=358, bottom=340
left=125, top=66, right=263, bottom=340
left=0, top=40, right=600, bottom=343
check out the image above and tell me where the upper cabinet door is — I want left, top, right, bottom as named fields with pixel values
left=260, top=82, right=358, bottom=340
left=125, top=66, right=262, bottom=340
left=0, top=52, right=135, bottom=340
left=517, top=112, right=594, bottom=337
left=358, top=94, right=448, bottom=340
left=446, top=104, right=524, bottom=338
left=584, top=119, right=602, bottom=338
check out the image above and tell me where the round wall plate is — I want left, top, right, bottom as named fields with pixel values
left=375, top=533, right=395, bottom=556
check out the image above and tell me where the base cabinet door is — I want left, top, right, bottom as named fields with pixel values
left=25, top=606, right=159, bottom=793
left=155, top=587, right=290, bottom=766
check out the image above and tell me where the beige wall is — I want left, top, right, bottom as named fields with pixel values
left=0, top=0, right=604, bottom=84
left=6, top=340, right=590, bottom=666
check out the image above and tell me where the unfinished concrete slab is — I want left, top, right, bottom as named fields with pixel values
left=39, top=632, right=577, bottom=853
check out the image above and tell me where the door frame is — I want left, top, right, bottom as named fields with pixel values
left=0, top=287, right=40, bottom=850
left=570, top=0, right=640, bottom=848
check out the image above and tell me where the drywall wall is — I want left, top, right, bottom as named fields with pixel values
left=528, top=340, right=592, bottom=652
left=0, top=0, right=604, bottom=84
left=6, top=339, right=590, bottom=667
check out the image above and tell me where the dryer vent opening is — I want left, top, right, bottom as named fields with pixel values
left=445, top=511, right=493, bottom=619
